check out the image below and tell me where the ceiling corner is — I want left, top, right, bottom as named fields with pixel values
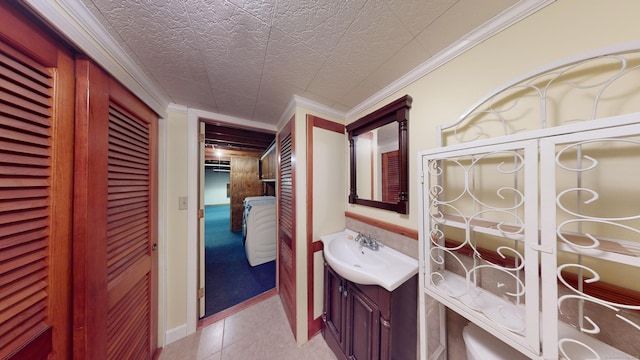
left=22, top=0, right=171, bottom=118
left=347, top=0, right=556, bottom=120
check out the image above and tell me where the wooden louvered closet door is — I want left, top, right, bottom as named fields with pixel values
left=381, top=150, right=399, bottom=203
left=74, top=57, right=158, bottom=359
left=278, top=117, right=296, bottom=337
left=0, top=2, right=74, bottom=359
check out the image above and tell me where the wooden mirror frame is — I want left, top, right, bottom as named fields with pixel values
left=346, top=95, right=412, bottom=214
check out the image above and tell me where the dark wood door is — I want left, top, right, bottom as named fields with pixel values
left=323, top=265, right=346, bottom=351
left=346, top=284, right=380, bottom=360
left=0, top=2, right=74, bottom=359
left=278, top=117, right=296, bottom=337
left=73, top=57, right=158, bottom=359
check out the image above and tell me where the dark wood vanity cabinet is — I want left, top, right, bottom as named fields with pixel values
left=323, top=263, right=417, bottom=360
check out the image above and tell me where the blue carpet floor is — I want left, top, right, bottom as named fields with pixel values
left=204, top=205, right=276, bottom=318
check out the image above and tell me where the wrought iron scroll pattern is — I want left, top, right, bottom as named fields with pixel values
left=554, top=136, right=640, bottom=358
left=442, top=54, right=640, bottom=145
left=427, top=149, right=528, bottom=335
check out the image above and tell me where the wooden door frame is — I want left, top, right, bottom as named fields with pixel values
left=185, top=109, right=277, bottom=336
left=305, top=115, right=345, bottom=338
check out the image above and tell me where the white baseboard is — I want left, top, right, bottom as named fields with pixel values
left=165, top=324, right=187, bottom=345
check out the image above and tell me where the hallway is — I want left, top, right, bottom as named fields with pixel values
left=160, top=295, right=336, bottom=359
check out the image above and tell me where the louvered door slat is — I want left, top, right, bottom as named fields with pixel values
left=0, top=239, right=46, bottom=262
left=0, top=105, right=52, bottom=128
left=0, top=189, right=47, bottom=201
left=0, top=77, right=49, bottom=106
left=0, top=116, right=49, bottom=137
left=108, top=191, right=149, bottom=202
left=109, top=119, right=148, bottom=147
left=107, top=218, right=146, bottom=240
left=0, top=286, right=46, bottom=326
left=0, top=219, right=47, bottom=238
left=0, top=127, right=50, bottom=147
left=0, top=152, right=48, bottom=167
left=0, top=165, right=48, bottom=177
left=0, top=51, right=50, bottom=88
left=0, top=92, right=49, bottom=117
left=0, top=303, right=45, bottom=348
left=110, top=104, right=148, bottom=136
left=0, top=208, right=47, bottom=225
left=108, top=164, right=148, bottom=176
left=0, top=261, right=45, bottom=288
left=107, top=243, right=146, bottom=279
left=108, top=150, right=149, bottom=166
left=106, top=212, right=147, bottom=232
left=107, top=225, right=147, bottom=255
left=103, top=96, right=154, bottom=359
left=0, top=36, right=53, bottom=359
left=108, top=136, right=148, bottom=158
left=107, top=276, right=149, bottom=359
left=0, top=229, right=47, bottom=251
left=109, top=179, right=148, bottom=187
left=0, top=198, right=47, bottom=213
left=107, top=201, right=147, bottom=216
left=0, top=139, right=48, bottom=157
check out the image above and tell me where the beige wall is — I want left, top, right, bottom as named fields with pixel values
left=345, top=0, right=640, bottom=231
left=291, top=106, right=346, bottom=345
left=164, top=108, right=190, bottom=331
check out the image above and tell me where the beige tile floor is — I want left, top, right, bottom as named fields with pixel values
left=159, top=295, right=338, bottom=360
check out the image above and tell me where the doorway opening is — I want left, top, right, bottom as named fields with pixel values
left=199, top=122, right=277, bottom=320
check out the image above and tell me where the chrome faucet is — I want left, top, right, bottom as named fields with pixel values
left=356, top=233, right=380, bottom=251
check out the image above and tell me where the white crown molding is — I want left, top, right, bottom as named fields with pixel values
left=166, top=103, right=189, bottom=114
left=277, top=95, right=346, bottom=130
left=346, top=0, right=556, bottom=119
left=294, top=95, right=347, bottom=121
left=22, top=0, right=170, bottom=118
left=276, top=96, right=299, bottom=130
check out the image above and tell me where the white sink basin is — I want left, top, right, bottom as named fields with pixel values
left=320, top=229, right=418, bottom=291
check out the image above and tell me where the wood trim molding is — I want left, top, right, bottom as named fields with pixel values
left=345, top=211, right=418, bottom=240
left=197, top=289, right=277, bottom=329
left=306, top=115, right=344, bottom=339
left=308, top=114, right=344, bottom=134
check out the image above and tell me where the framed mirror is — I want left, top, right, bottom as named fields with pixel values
left=346, top=95, right=412, bottom=214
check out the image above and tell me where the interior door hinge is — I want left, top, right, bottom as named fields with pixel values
left=198, top=209, right=204, bottom=219
left=198, top=288, right=204, bottom=299
left=199, top=133, right=205, bottom=143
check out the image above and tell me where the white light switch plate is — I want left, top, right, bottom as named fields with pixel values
left=178, top=196, right=188, bottom=210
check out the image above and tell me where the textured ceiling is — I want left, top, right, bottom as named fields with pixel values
left=79, top=0, right=518, bottom=126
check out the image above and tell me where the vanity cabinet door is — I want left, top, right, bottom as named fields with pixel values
left=323, top=262, right=417, bottom=360
left=346, top=283, right=381, bottom=360
left=324, top=264, right=347, bottom=354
